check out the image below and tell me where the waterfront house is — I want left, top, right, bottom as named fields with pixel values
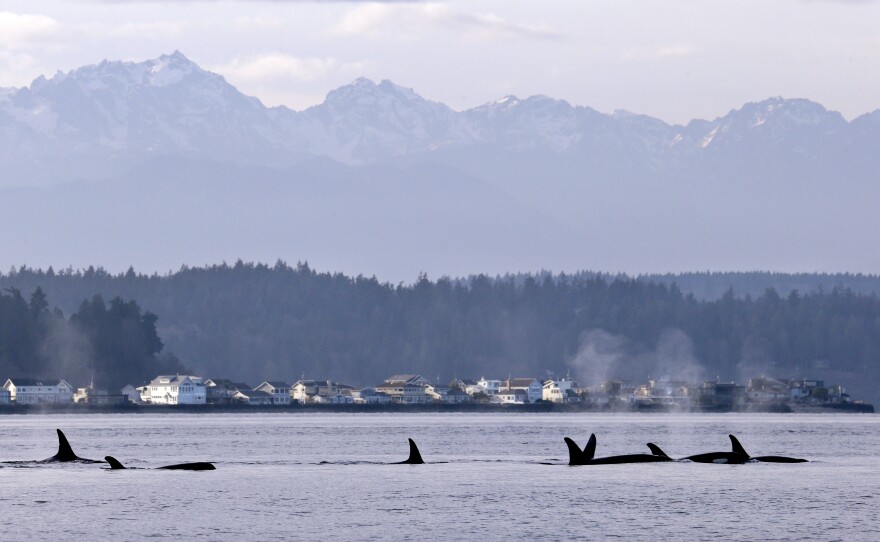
left=446, top=387, right=470, bottom=403
left=450, top=378, right=477, bottom=391
left=145, top=375, right=206, bottom=405
left=696, top=381, right=745, bottom=410
left=121, top=385, right=142, bottom=404
left=233, top=389, right=273, bottom=405
left=747, top=378, right=790, bottom=403
left=73, top=386, right=127, bottom=405
left=291, top=379, right=353, bottom=403
left=632, top=379, right=692, bottom=408
left=502, top=378, right=543, bottom=403
left=352, top=387, right=393, bottom=404
left=205, top=379, right=251, bottom=404
left=542, top=378, right=580, bottom=403
left=312, top=393, right=354, bottom=404
left=3, top=378, right=74, bottom=404
left=476, top=377, right=503, bottom=396
left=254, top=381, right=292, bottom=405
left=0, top=388, right=10, bottom=404
left=425, top=384, right=471, bottom=404
left=376, top=375, right=432, bottom=404
left=495, top=388, right=528, bottom=405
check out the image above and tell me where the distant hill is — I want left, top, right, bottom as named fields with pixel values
left=2, top=264, right=880, bottom=405
left=1, top=52, right=879, bottom=279
left=638, top=271, right=880, bottom=300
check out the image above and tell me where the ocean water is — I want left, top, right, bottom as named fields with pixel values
left=1, top=413, right=878, bottom=540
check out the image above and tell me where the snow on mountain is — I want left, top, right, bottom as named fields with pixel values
left=295, top=77, right=463, bottom=163
left=0, top=52, right=877, bottom=189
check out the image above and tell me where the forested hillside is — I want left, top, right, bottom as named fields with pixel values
left=639, top=271, right=880, bottom=301
left=2, top=263, right=879, bottom=402
left=0, top=288, right=184, bottom=390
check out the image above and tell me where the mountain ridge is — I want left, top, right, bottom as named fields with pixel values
left=1, top=52, right=876, bottom=187
left=1, top=52, right=878, bottom=280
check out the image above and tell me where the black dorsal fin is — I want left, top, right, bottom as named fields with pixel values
left=584, top=434, right=597, bottom=461
left=564, top=437, right=583, bottom=465
left=729, top=435, right=749, bottom=457
left=404, top=438, right=424, bottom=464
left=646, top=443, right=669, bottom=458
left=55, top=429, right=78, bottom=461
left=105, top=456, right=126, bottom=469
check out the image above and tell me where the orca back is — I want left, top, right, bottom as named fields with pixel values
left=159, top=462, right=216, bottom=471
left=752, top=455, right=808, bottom=463
left=683, top=452, right=749, bottom=464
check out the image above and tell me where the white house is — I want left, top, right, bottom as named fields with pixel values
left=254, top=381, right=292, bottom=405
left=291, top=380, right=353, bottom=403
left=144, top=375, right=206, bottom=405
left=495, top=388, right=528, bottom=405
left=376, top=375, right=432, bottom=404
left=476, top=377, right=503, bottom=396
left=502, top=378, right=543, bottom=403
left=352, top=387, right=392, bottom=404
left=0, top=388, right=10, bottom=404
left=3, top=379, right=73, bottom=404
left=543, top=378, right=580, bottom=403
left=747, top=378, right=790, bottom=402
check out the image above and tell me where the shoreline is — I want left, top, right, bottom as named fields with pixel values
left=0, top=402, right=873, bottom=415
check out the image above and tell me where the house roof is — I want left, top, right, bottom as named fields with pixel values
left=257, top=381, right=289, bottom=389
left=205, top=379, right=236, bottom=387
left=4, top=378, right=67, bottom=387
left=293, top=379, right=342, bottom=387
left=505, top=378, right=539, bottom=388
left=384, top=374, right=426, bottom=385
left=148, top=375, right=204, bottom=387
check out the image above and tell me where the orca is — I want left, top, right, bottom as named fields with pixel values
left=43, top=429, right=103, bottom=463
left=105, top=456, right=216, bottom=471
left=395, top=438, right=424, bottom=464
left=647, top=435, right=807, bottom=464
left=729, top=435, right=808, bottom=463
left=564, top=434, right=673, bottom=465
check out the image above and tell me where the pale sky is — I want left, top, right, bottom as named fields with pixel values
left=1, top=0, right=879, bottom=123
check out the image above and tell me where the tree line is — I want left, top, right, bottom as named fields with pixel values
left=0, top=287, right=183, bottom=390
left=1, top=262, right=880, bottom=402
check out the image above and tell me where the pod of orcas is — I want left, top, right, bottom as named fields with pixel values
left=4, top=429, right=807, bottom=469
left=565, top=434, right=808, bottom=465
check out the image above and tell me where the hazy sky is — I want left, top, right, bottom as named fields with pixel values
left=1, top=0, right=878, bottom=123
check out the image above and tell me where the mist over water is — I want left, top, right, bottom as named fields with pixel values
left=569, top=328, right=705, bottom=386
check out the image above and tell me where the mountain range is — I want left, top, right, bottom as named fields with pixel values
left=1, top=52, right=878, bottom=279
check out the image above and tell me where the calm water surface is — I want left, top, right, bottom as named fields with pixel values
left=1, top=413, right=878, bottom=540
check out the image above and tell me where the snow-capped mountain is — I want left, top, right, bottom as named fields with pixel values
left=0, top=52, right=305, bottom=185
left=1, top=52, right=879, bottom=281
left=2, top=52, right=877, bottom=188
